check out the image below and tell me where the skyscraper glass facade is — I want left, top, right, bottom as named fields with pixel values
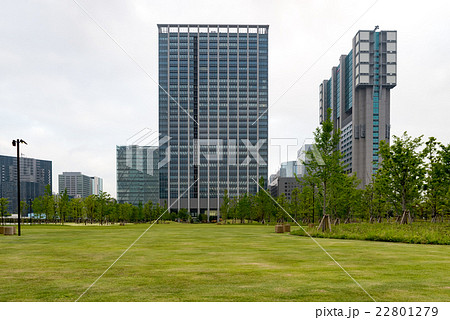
left=158, top=24, right=268, bottom=216
left=0, top=155, right=52, bottom=213
left=344, top=50, right=353, bottom=113
left=116, top=145, right=159, bottom=206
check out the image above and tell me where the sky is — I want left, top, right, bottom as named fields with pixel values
left=1, top=0, right=449, bottom=197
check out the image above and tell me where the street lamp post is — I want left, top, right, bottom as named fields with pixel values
left=12, top=139, right=27, bottom=236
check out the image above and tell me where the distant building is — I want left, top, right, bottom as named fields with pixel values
left=279, top=161, right=301, bottom=178
left=319, top=29, right=397, bottom=186
left=116, top=145, right=159, bottom=206
left=269, top=159, right=303, bottom=200
left=270, top=176, right=302, bottom=201
left=0, top=155, right=52, bottom=213
left=269, top=174, right=278, bottom=185
left=58, top=172, right=103, bottom=198
left=91, top=176, right=103, bottom=195
left=297, top=143, right=313, bottom=177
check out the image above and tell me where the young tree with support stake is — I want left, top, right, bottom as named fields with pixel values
left=378, top=132, right=425, bottom=223
left=304, top=108, right=344, bottom=231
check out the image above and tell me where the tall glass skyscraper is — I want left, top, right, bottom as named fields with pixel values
left=158, top=24, right=269, bottom=218
left=319, top=29, right=397, bottom=186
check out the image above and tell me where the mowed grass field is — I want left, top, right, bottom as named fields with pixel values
left=0, top=223, right=449, bottom=302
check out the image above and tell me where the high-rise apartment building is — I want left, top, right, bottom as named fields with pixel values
left=58, top=172, right=102, bottom=198
left=319, top=29, right=397, bottom=186
left=91, top=176, right=103, bottom=196
left=116, top=145, right=159, bottom=206
left=0, top=155, right=52, bottom=213
left=158, top=24, right=269, bottom=218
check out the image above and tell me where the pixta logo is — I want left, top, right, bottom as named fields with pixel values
left=298, top=138, right=324, bottom=166
left=193, top=138, right=267, bottom=166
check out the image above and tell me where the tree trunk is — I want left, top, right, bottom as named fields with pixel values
left=401, top=187, right=407, bottom=213
left=400, top=210, right=412, bottom=224
left=312, top=186, right=315, bottom=224
left=318, top=214, right=331, bottom=232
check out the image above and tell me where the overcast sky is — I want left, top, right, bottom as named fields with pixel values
left=1, top=0, right=449, bottom=197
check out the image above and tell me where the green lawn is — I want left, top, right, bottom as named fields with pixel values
left=0, top=223, right=449, bottom=302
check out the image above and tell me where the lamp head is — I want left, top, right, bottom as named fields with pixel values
left=12, top=140, right=16, bottom=147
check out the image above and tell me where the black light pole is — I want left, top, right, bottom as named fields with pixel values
left=12, top=139, right=27, bottom=236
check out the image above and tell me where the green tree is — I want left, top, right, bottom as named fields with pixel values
left=32, top=197, right=44, bottom=221
left=290, top=187, right=301, bottom=223
left=84, top=195, right=97, bottom=224
left=442, top=188, right=450, bottom=219
left=328, top=173, right=360, bottom=221
left=220, top=189, right=230, bottom=222
left=96, top=192, right=112, bottom=225
left=296, top=175, right=317, bottom=223
left=70, top=198, right=84, bottom=223
left=378, top=132, right=425, bottom=220
left=143, top=200, right=154, bottom=222
left=362, top=172, right=389, bottom=222
left=298, top=184, right=314, bottom=223
left=116, top=203, right=127, bottom=223
left=198, top=213, right=207, bottom=223
left=304, top=109, right=343, bottom=219
left=276, top=193, right=288, bottom=223
left=236, top=194, right=247, bottom=223
left=152, top=203, right=164, bottom=223
left=178, top=208, right=189, bottom=222
left=57, top=189, right=70, bottom=224
left=229, top=196, right=238, bottom=223
left=254, top=177, right=274, bottom=223
left=423, top=138, right=448, bottom=221
left=20, top=200, right=28, bottom=219
left=42, top=185, right=55, bottom=223
left=439, top=144, right=450, bottom=219
left=0, top=198, right=9, bottom=225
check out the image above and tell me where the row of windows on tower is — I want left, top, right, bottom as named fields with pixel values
left=159, top=48, right=267, bottom=54
left=161, top=34, right=268, bottom=39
